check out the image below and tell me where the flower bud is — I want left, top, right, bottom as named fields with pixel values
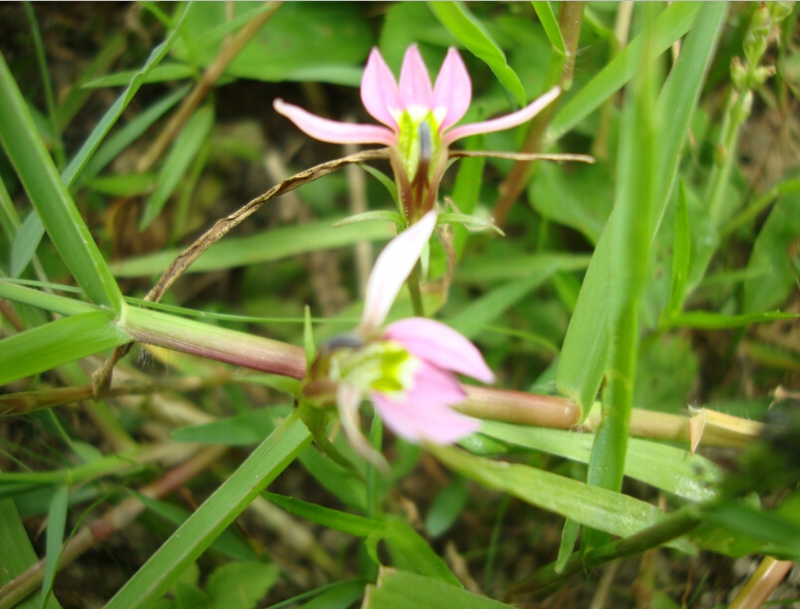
left=731, top=57, right=748, bottom=91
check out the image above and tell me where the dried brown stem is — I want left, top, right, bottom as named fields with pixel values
left=493, top=2, right=586, bottom=225
left=1, top=374, right=232, bottom=417
left=450, top=151, right=595, bottom=164
left=727, top=557, right=793, bottom=609
left=0, top=446, right=226, bottom=609
left=135, top=2, right=282, bottom=173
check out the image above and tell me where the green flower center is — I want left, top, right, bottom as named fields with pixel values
left=329, top=340, right=418, bottom=395
left=397, top=110, right=442, bottom=183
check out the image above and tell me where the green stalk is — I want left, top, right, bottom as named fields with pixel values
left=120, top=306, right=306, bottom=380
left=583, top=5, right=658, bottom=551
left=407, top=265, right=425, bottom=318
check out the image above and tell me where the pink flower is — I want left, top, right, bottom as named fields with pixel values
left=326, top=211, right=495, bottom=455
left=274, top=45, right=560, bottom=219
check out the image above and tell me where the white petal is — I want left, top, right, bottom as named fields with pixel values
left=358, top=210, right=437, bottom=335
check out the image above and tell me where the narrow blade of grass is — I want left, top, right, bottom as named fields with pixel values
left=0, top=54, right=125, bottom=311
left=103, top=412, right=311, bottom=609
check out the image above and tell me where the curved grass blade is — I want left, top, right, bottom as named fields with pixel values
left=140, top=104, right=214, bottom=231
left=38, top=485, right=69, bottom=609
left=0, top=54, right=124, bottom=311
left=0, top=494, right=62, bottom=609
left=479, top=422, right=722, bottom=502
left=61, top=3, right=193, bottom=188
left=428, top=2, right=527, bottom=106
left=532, top=2, right=566, bottom=56
left=0, top=311, right=131, bottom=386
left=547, top=2, right=701, bottom=142
left=556, top=2, right=727, bottom=413
left=103, top=412, right=311, bottom=609
left=111, top=217, right=395, bottom=277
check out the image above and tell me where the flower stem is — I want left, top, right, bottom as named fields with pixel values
left=407, top=264, right=425, bottom=317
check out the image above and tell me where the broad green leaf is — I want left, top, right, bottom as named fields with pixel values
left=171, top=3, right=372, bottom=86
left=39, top=485, right=69, bottom=609
left=0, top=311, right=131, bottom=386
left=0, top=493, right=62, bottom=609
left=10, top=210, right=46, bottom=278
left=479, top=422, right=722, bottom=502
left=428, top=2, right=527, bottom=106
left=140, top=105, right=214, bottom=231
left=111, top=218, right=395, bottom=277
left=743, top=193, right=800, bottom=313
left=205, top=561, right=279, bottom=609
left=0, top=54, right=124, bottom=311
left=80, top=85, right=191, bottom=184
left=364, top=568, right=512, bottom=609
left=528, top=161, right=614, bottom=244
left=548, top=2, right=702, bottom=141
left=104, top=412, right=311, bottom=609
left=556, top=2, right=727, bottom=413
left=431, top=445, right=694, bottom=553
left=669, top=311, right=798, bottom=329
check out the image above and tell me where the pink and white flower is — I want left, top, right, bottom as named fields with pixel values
left=274, top=45, right=560, bottom=219
left=322, top=211, right=494, bottom=456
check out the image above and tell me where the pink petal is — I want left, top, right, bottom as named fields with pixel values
left=398, top=44, right=433, bottom=110
left=274, top=99, right=395, bottom=146
left=403, top=359, right=467, bottom=406
left=385, top=317, right=495, bottom=384
left=443, top=86, right=561, bottom=145
left=433, top=47, right=472, bottom=131
left=372, top=391, right=481, bottom=444
left=358, top=210, right=437, bottom=335
left=361, top=48, right=402, bottom=129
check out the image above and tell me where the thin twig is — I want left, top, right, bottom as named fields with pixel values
left=135, top=2, right=282, bottom=173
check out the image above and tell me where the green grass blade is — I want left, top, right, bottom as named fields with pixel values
left=80, top=85, right=190, bottom=185
left=10, top=211, right=46, bottom=278
left=583, top=7, right=659, bottom=550
left=0, top=281, right=96, bottom=316
left=668, top=311, right=798, bottom=329
left=428, top=2, right=527, bottom=106
left=479, top=422, right=722, bottom=502
left=556, top=2, right=724, bottom=413
left=103, top=412, right=311, bottom=609
left=264, top=491, right=382, bottom=537
left=430, top=445, right=693, bottom=553
left=0, top=54, right=124, bottom=312
left=61, top=4, right=193, bottom=188
left=296, top=580, right=365, bottom=609
left=0, top=311, right=131, bottom=386
left=39, top=485, right=69, bottom=609
left=663, top=182, right=692, bottom=322
left=653, top=2, right=727, bottom=218
left=111, top=217, right=395, bottom=277
left=447, top=269, right=556, bottom=340
left=532, top=2, right=566, bottom=55
left=547, top=2, right=700, bottom=142
left=140, top=105, right=214, bottom=231
left=0, top=494, right=62, bottom=609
